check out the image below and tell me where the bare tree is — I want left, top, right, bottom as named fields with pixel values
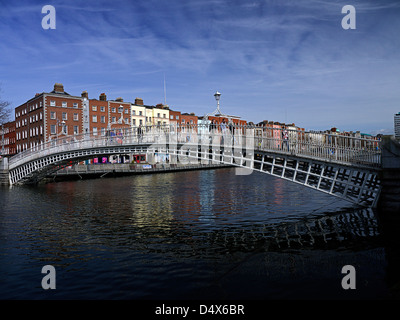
left=0, top=86, right=11, bottom=125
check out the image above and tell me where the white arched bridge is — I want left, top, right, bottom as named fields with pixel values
left=6, top=124, right=382, bottom=208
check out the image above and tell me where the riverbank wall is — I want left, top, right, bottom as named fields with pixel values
left=46, top=162, right=232, bottom=182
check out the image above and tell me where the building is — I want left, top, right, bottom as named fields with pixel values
left=15, top=83, right=84, bottom=153
left=208, top=114, right=247, bottom=127
left=169, top=109, right=181, bottom=125
left=146, top=104, right=170, bottom=126
left=108, top=97, right=131, bottom=135
left=0, top=120, right=16, bottom=156
left=131, top=98, right=146, bottom=129
left=87, top=91, right=109, bottom=137
left=395, top=112, right=400, bottom=139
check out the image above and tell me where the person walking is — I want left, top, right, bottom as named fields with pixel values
left=282, top=127, right=289, bottom=151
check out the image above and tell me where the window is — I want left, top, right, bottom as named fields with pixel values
left=170, top=115, right=173, bottom=120
left=62, top=101, right=67, bottom=108
left=73, top=103, right=78, bottom=108
left=50, top=111, right=56, bottom=119
left=50, top=125, right=56, bottom=134
left=93, top=127, right=98, bottom=136
left=139, top=120, right=143, bottom=125
left=100, top=116, right=105, bottom=123
left=73, top=113, right=79, bottom=121
left=101, top=128, right=106, bottom=136
left=111, top=107, right=116, bottom=113
left=139, top=111, right=143, bottom=116
left=40, top=112, right=43, bottom=120
left=73, top=126, right=79, bottom=135
left=132, top=110, right=136, bottom=115
left=92, top=106, right=97, bottom=111
left=50, top=100, right=55, bottom=106
left=163, top=114, right=166, bottom=118
left=124, top=109, right=129, bottom=114
left=92, top=115, right=97, bottom=123
left=100, top=106, right=105, bottom=112
left=125, top=118, right=129, bottom=124
left=62, top=112, right=67, bottom=120
left=112, top=117, right=116, bottom=123
left=176, top=116, right=179, bottom=119
left=157, top=113, right=160, bottom=118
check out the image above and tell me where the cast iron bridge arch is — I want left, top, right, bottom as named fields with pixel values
left=7, top=124, right=382, bottom=208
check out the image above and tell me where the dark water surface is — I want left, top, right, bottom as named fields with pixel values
left=0, top=168, right=399, bottom=300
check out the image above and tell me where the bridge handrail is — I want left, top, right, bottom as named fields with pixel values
left=9, top=124, right=381, bottom=169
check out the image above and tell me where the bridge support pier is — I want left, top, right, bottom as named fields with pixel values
left=377, top=135, right=400, bottom=214
left=0, top=158, right=10, bottom=186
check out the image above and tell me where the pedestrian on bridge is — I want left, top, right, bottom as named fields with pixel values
left=282, top=127, right=289, bottom=151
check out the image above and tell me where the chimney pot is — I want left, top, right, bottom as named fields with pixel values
left=134, top=98, right=143, bottom=105
left=54, top=83, right=64, bottom=93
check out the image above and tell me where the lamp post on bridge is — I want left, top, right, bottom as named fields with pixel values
left=214, top=91, right=221, bottom=115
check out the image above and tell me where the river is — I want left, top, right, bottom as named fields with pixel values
left=0, top=167, right=399, bottom=300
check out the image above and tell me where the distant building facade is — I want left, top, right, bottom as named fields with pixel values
left=395, top=112, right=400, bottom=139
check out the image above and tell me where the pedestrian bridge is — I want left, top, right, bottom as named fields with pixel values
left=6, top=124, right=382, bottom=208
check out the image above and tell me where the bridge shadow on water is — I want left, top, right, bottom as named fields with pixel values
left=177, top=207, right=400, bottom=300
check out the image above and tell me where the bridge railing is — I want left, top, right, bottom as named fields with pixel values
left=9, top=124, right=381, bottom=169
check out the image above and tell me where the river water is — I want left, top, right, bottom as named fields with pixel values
left=0, top=167, right=399, bottom=300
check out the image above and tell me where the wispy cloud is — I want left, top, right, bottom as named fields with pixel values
left=0, top=0, right=399, bottom=134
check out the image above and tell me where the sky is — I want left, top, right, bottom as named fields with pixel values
left=0, top=0, right=399, bottom=135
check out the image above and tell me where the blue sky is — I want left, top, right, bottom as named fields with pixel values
left=0, top=0, right=399, bottom=134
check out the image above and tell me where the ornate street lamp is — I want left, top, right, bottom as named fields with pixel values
left=214, top=91, right=221, bottom=115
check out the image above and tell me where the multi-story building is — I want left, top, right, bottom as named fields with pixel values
left=169, top=109, right=181, bottom=125
left=15, top=83, right=84, bottom=153
left=0, top=120, right=16, bottom=156
left=395, top=112, right=400, bottom=140
left=87, top=91, right=109, bottom=137
left=131, top=98, right=147, bottom=129
left=146, top=104, right=170, bottom=126
left=108, top=97, right=131, bottom=135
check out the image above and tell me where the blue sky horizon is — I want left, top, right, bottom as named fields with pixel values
left=1, top=0, right=399, bottom=135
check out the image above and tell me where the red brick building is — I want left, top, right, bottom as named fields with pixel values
left=169, top=109, right=181, bottom=125
left=0, top=120, right=16, bottom=156
left=15, top=83, right=85, bottom=153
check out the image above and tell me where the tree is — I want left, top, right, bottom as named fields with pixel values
left=0, top=86, right=11, bottom=125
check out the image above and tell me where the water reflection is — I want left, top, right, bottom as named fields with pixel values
left=0, top=168, right=398, bottom=299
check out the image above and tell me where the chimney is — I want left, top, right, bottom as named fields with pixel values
left=99, top=93, right=107, bottom=101
left=81, top=91, right=88, bottom=99
left=135, top=98, right=143, bottom=105
left=54, top=83, right=64, bottom=93
left=115, top=97, right=124, bottom=102
left=156, top=103, right=163, bottom=109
